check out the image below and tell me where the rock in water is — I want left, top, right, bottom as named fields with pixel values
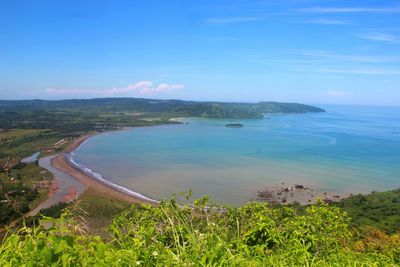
left=225, top=123, right=244, bottom=128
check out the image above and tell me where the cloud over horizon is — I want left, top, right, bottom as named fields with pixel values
left=46, top=81, right=184, bottom=97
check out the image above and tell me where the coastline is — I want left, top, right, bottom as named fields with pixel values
left=51, top=132, right=158, bottom=205
left=52, top=131, right=352, bottom=207
left=64, top=134, right=93, bottom=153
left=39, top=119, right=376, bottom=208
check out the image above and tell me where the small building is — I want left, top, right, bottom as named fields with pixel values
left=33, top=180, right=52, bottom=189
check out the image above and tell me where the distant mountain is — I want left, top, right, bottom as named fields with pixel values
left=0, top=98, right=324, bottom=132
left=0, top=98, right=324, bottom=119
left=247, top=101, right=325, bottom=113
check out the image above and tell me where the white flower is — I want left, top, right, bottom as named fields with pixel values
left=152, top=251, right=158, bottom=257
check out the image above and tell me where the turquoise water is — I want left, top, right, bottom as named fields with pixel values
left=73, top=105, right=400, bottom=205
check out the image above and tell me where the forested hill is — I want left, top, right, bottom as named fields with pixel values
left=0, top=98, right=324, bottom=132
left=0, top=98, right=324, bottom=118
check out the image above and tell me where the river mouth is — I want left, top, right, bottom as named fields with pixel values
left=71, top=105, right=400, bottom=205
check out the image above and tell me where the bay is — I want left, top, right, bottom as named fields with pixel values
left=72, top=105, right=400, bottom=205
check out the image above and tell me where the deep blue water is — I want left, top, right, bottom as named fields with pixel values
left=73, top=105, right=400, bottom=205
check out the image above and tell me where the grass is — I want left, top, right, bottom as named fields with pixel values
left=28, top=189, right=49, bottom=210
left=77, top=191, right=130, bottom=238
left=0, top=197, right=399, bottom=266
left=12, top=191, right=130, bottom=240
left=0, top=129, right=45, bottom=141
left=0, top=131, right=71, bottom=159
left=6, top=163, right=53, bottom=186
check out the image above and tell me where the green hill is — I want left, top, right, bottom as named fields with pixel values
left=0, top=98, right=324, bottom=129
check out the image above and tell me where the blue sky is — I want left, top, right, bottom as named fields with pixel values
left=0, top=0, right=399, bottom=105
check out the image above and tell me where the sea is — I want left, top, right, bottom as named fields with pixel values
left=72, top=105, right=400, bottom=205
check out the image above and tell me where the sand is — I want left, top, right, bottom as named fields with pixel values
left=51, top=134, right=155, bottom=205
left=52, top=155, right=148, bottom=204
left=64, top=134, right=93, bottom=153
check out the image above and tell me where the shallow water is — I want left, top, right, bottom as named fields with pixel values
left=27, top=155, right=87, bottom=216
left=21, top=152, right=40, bottom=163
left=73, top=105, right=400, bottom=205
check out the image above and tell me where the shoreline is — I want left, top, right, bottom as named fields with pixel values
left=51, top=132, right=158, bottom=205
left=50, top=131, right=351, bottom=207
left=256, top=184, right=351, bottom=205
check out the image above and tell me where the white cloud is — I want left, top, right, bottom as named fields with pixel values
left=310, top=18, right=353, bottom=25
left=293, top=67, right=400, bottom=75
left=46, top=81, right=184, bottom=96
left=360, top=33, right=400, bottom=42
left=289, top=18, right=353, bottom=25
left=326, top=91, right=347, bottom=96
left=108, top=80, right=153, bottom=94
left=206, top=17, right=260, bottom=24
left=298, top=7, right=400, bottom=13
left=298, top=50, right=400, bottom=63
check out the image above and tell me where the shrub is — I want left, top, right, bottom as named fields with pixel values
left=0, top=197, right=398, bottom=266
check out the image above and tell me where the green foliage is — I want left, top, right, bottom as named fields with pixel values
left=0, top=131, right=65, bottom=158
left=0, top=98, right=324, bottom=133
left=78, top=194, right=130, bottom=238
left=0, top=197, right=398, bottom=266
left=171, top=103, right=263, bottom=119
left=334, top=189, right=400, bottom=234
left=0, top=181, right=38, bottom=225
left=0, top=163, right=54, bottom=225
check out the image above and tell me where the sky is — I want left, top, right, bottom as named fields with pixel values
left=0, top=0, right=399, bottom=105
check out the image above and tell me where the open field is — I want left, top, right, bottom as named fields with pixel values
left=0, top=129, right=45, bottom=142
left=0, top=131, right=73, bottom=160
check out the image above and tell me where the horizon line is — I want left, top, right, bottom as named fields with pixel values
left=0, top=97, right=399, bottom=108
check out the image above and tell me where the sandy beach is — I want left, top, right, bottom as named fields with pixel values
left=51, top=134, right=156, bottom=205
left=64, top=134, right=93, bottom=153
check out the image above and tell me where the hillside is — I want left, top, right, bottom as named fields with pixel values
left=0, top=98, right=325, bottom=114
left=0, top=98, right=324, bottom=131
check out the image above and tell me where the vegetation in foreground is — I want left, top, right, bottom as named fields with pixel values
left=334, top=189, right=400, bottom=234
left=0, top=195, right=399, bottom=266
